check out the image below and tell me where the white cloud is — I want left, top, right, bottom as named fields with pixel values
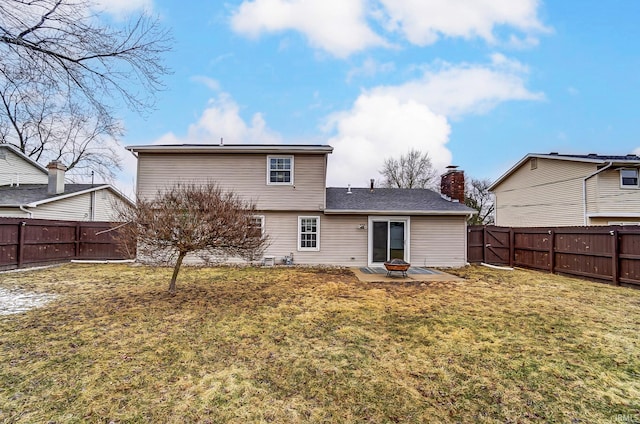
left=324, top=54, right=542, bottom=186
left=376, top=0, right=547, bottom=46
left=182, top=94, right=282, bottom=145
left=230, top=0, right=387, bottom=57
left=370, top=54, right=544, bottom=117
left=325, top=94, right=451, bottom=187
left=231, top=0, right=547, bottom=57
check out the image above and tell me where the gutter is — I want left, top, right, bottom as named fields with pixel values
left=19, top=205, right=33, bottom=218
left=582, top=162, right=613, bottom=225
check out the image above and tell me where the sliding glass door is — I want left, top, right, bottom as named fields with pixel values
left=370, top=218, right=409, bottom=264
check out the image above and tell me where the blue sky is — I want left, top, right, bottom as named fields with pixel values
left=102, top=0, right=640, bottom=196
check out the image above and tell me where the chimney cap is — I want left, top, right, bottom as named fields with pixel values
left=46, top=160, right=67, bottom=171
left=446, top=165, right=459, bottom=169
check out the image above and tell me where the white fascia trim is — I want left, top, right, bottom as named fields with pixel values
left=126, top=144, right=333, bottom=155
left=587, top=212, right=640, bottom=218
left=323, top=209, right=474, bottom=216
left=28, top=185, right=134, bottom=207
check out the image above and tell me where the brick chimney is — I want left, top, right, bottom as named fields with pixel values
left=440, top=166, right=465, bottom=203
left=47, top=160, right=67, bottom=195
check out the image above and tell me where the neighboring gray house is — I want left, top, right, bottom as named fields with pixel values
left=0, top=144, right=133, bottom=221
left=127, top=143, right=475, bottom=267
left=490, top=152, right=640, bottom=227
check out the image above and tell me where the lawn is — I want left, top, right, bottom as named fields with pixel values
left=0, top=264, right=638, bottom=423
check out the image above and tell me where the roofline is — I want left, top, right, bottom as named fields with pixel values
left=125, top=144, right=334, bottom=154
left=0, top=144, right=48, bottom=174
left=26, top=184, right=134, bottom=207
left=323, top=209, right=476, bottom=216
left=488, top=153, right=640, bottom=191
left=587, top=212, right=640, bottom=218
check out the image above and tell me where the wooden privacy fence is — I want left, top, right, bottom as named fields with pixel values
left=0, top=218, right=133, bottom=271
left=468, top=225, right=640, bottom=289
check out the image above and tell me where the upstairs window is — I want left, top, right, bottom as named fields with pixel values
left=267, top=156, right=293, bottom=185
left=620, top=169, right=639, bottom=188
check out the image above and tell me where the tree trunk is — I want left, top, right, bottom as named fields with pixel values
left=169, top=251, right=186, bottom=295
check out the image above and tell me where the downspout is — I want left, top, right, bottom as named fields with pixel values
left=583, top=162, right=613, bottom=225
left=19, top=205, right=33, bottom=218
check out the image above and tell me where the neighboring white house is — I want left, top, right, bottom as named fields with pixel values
left=490, top=152, right=640, bottom=227
left=0, top=144, right=133, bottom=221
left=127, top=143, right=475, bottom=267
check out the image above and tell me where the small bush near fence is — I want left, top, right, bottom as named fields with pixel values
left=0, top=218, right=133, bottom=271
left=468, top=225, right=640, bottom=289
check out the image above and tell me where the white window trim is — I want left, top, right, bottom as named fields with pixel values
left=367, top=216, right=410, bottom=266
left=620, top=168, right=639, bottom=189
left=252, top=215, right=265, bottom=236
left=267, top=155, right=294, bottom=185
left=298, top=215, right=320, bottom=252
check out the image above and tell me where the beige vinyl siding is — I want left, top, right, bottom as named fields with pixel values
left=136, top=153, right=326, bottom=211
left=93, top=189, right=127, bottom=221
left=410, top=216, right=467, bottom=267
left=32, top=193, right=94, bottom=221
left=592, top=168, right=640, bottom=214
left=493, top=158, right=596, bottom=227
left=0, top=208, right=28, bottom=217
left=265, top=213, right=368, bottom=266
left=172, top=212, right=467, bottom=268
left=0, top=149, right=48, bottom=186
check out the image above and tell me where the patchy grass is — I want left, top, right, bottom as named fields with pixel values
left=0, top=264, right=639, bottom=423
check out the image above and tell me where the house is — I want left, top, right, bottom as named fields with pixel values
left=489, top=152, right=640, bottom=227
left=126, top=143, right=475, bottom=267
left=0, top=144, right=133, bottom=221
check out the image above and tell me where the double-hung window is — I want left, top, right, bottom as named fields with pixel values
left=267, top=156, right=293, bottom=185
left=298, top=216, right=319, bottom=251
left=620, top=169, right=639, bottom=188
left=250, top=215, right=265, bottom=238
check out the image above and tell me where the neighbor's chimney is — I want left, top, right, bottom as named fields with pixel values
left=440, top=165, right=465, bottom=203
left=370, top=179, right=375, bottom=192
left=47, top=160, right=67, bottom=195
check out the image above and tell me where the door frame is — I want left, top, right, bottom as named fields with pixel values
left=367, top=216, right=410, bottom=266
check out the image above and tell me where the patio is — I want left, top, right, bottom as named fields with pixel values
left=351, top=266, right=464, bottom=283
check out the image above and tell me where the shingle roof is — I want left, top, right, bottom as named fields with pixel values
left=325, top=187, right=474, bottom=214
left=0, top=184, right=98, bottom=206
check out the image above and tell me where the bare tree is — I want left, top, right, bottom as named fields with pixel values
left=465, top=178, right=495, bottom=225
left=115, top=183, right=269, bottom=295
left=380, top=148, right=437, bottom=189
left=0, top=0, right=171, bottom=180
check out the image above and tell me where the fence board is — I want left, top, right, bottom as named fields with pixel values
left=0, top=218, right=132, bottom=271
left=468, top=225, right=640, bottom=289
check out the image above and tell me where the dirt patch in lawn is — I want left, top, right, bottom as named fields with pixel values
left=0, top=263, right=638, bottom=423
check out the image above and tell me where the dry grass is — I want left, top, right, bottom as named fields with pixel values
left=0, top=264, right=639, bottom=423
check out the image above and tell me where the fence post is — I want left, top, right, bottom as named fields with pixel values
left=509, top=228, right=515, bottom=267
left=482, top=226, right=487, bottom=263
left=17, top=221, right=26, bottom=268
left=612, top=229, right=620, bottom=286
left=549, top=229, right=555, bottom=274
left=75, top=222, right=81, bottom=259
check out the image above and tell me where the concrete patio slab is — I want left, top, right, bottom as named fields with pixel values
left=351, top=267, right=464, bottom=283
